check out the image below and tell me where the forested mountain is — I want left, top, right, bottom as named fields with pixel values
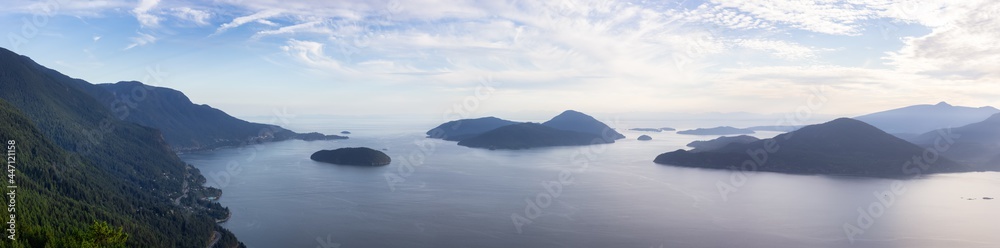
left=909, top=113, right=1000, bottom=169
left=457, top=123, right=612, bottom=149
left=73, top=81, right=344, bottom=151
left=0, top=47, right=243, bottom=247
left=426, top=117, right=519, bottom=141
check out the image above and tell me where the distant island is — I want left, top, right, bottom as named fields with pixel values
left=745, top=125, right=802, bottom=132
left=426, top=116, right=520, bottom=141
left=311, top=147, right=391, bottom=166
left=296, top=132, right=349, bottom=141
left=655, top=118, right=972, bottom=177
left=637, top=135, right=652, bottom=141
left=431, top=110, right=624, bottom=150
left=457, top=123, right=612, bottom=149
left=660, top=127, right=676, bottom=131
left=341, top=131, right=351, bottom=134
left=686, top=135, right=759, bottom=152
left=629, top=128, right=662, bottom=132
left=677, top=126, right=754, bottom=135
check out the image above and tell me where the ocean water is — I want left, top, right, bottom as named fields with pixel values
left=180, top=118, right=1000, bottom=248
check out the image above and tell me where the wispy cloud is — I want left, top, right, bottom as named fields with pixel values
left=214, top=9, right=283, bottom=35
left=124, top=32, right=157, bottom=50
left=170, top=7, right=212, bottom=26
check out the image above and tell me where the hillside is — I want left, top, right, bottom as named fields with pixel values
left=457, top=123, right=612, bottom=149
left=542, top=110, right=625, bottom=142
left=78, top=81, right=345, bottom=151
left=909, top=113, right=1000, bottom=168
left=0, top=47, right=242, bottom=247
left=655, top=118, right=971, bottom=177
left=426, top=117, right=519, bottom=141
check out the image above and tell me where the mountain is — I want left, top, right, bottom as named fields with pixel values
left=0, top=47, right=243, bottom=247
left=542, top=110, right=625, bottom=142
left=655, top=118, right=971, bottom=177
left=677, top=126, right=755, bottom=135
left=457, top=123, right=612, bottom=149
left=909, top=113, right=1000, bottom=168
left=426, top=117, right=519, bottom=141
left=686, top=135, right=760, bottom=152
left=74, top=81, right=345, bottom=151
left=855, top=102, right=999, bottom=135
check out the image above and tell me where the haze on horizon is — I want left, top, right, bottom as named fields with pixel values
left=2, top=0, right=998, bottom=118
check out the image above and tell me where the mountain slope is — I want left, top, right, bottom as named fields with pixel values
left=686, top=135, right=760, bottom=152
left=457, top=123, right=612, bottom=149
left=855, top=102, right=999, bottom=135
left=909, top=113, right=1000, bottom=168
left=655, top=118, right=971, bottom=177
left=77, top=81, right=344, bottom=151
left=426, top=117, right=519, bottom=141
left=542, top=110, right=624, bottom=142
left=0, top=47, right=242, bottom=247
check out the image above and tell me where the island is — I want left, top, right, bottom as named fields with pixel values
left=686, top=135, right=759, bottom=152
left=457, top=123, right=612, bottom=150
left=637, top=135, right=652, bottom=141
left=629, top=128, right=662, bottom=132
left=341, top=131, right=351, bottom=134
left=426, top=116, right=519, bottom=141
left=311, top=147, right=391, bottom=166
left=295, top=132, right=349, bottom=141
left=654, top=118, right=972, bottom=178
left=660, top=127, right=676, bottom=131
left=542, top=110, right=625, bottom=142
left=677, top=126, right=755, bottom=135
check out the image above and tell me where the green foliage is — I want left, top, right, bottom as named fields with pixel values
left=0, top=47, right=241, bottom=247
left=79, top=221, right=128, bottom=248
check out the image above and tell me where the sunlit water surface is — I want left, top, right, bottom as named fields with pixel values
left=180, top=117, right=1000, bottom=248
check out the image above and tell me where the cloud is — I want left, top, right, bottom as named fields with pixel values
left=731, top=39, right=826, bottom=60
left=884, top=0, right=1000, bottom=80
left=280, top=39, right=344, bottom=71
left=214, top=9, right=283, bottom=35
left=132, top=0, right=161, bottom=27
left=124, top=32, right=157, bottom=50
left=171, top=7, right=212, bottom=26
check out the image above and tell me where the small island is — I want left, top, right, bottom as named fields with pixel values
left=341, top=131, right=351, bottom=134
left=637, top=135, right=652, bottom=141
left=660, top=127, right=676, bottom=131
left=677, top=126, right=754, bottom=135
left=629, top=128, right=662, bottom=132
left=311, top=147, right=391, bottom=166
left=295, top=132, right=349, bottom=141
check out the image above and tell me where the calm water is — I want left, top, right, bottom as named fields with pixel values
left=181, top=118, right=1000, bottom=248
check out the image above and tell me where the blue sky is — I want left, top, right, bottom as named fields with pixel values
left=2, top=0, right=998, bottom=119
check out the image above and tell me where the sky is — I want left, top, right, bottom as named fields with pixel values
left=1, top=0, right=998, bottom=120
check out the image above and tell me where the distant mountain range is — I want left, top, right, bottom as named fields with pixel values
left=677, top=126, right=755, bottom=135
left=0, top=47, right=244, bottom=247
left=430, top=110, right=624, bottom=150
left=655, top=118, right=972, bottom=177
left=855, top=102, right=999, bottom=135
